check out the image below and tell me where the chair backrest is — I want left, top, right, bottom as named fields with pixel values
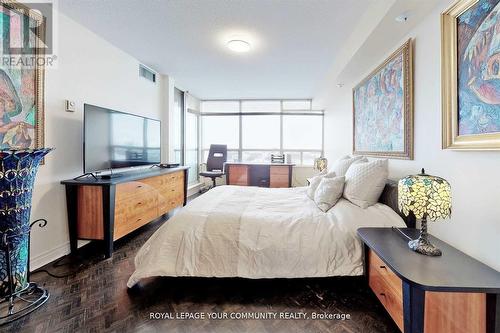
left=206, top=144, right=227, bottom=172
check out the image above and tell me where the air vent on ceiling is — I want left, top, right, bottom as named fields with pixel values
left=139, top=64, right=156, bottom=83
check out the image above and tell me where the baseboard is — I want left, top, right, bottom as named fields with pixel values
left=30, top=241, right=71, bottom=271
left=187, top=182, right=203, bottom=196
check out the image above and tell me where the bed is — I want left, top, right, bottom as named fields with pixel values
left=127, top=181, right=414, bottom=288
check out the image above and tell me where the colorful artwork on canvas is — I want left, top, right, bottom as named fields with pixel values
left=353, top=40, right=412, bottom=159
left=457, top=0, right=500, bottom=136
left=0, top=3, right=43, bottom=150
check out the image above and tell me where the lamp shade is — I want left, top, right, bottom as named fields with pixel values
left=314, top=157, right=328, bottom=172
left=398, top=169, right=452, bottom=221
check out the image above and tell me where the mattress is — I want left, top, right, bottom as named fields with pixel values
left=127, top=185, right=406, bottom=287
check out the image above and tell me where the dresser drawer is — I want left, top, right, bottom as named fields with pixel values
left=160, top=193, right=184, bottom=213
left=158, top=188, right=184, bottom=214
left=369, top=264, right=404, bottom=331
left=141, top=171, right=184, bottom=188
left=116, top=181, right=156, bottom=202
left=114, top=192, right=159, bottom=240
left=227, top=165, right=249, bottom=185
left=368, top=250, right=403, bottom=331
left=269, top=174, right=289, bottom=188
left=368, top=250, right=402, bottom=296
left=270, top=165, right=290, bottom=175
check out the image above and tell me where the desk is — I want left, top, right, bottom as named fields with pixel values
left=358, top=227, right=500, bottom=333
left=225, top=162, right=294, bottom=188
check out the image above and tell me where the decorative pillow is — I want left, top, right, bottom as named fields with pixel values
left=314, top=176, right=345, bottom=212
left=330, top=155, right=365, bottom=176
left=306, top=170, right=335, bottom=199
left=343, top=159, right=388, bottom=208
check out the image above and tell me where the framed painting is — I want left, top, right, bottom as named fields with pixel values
left=352, top=39, right=413, bottom=159
left=442, top=0, right=500, bottom=150
left=0, top=0, right=45, bottom=150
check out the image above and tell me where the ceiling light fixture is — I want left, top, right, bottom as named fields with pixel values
left=227, top=39, right=251, bottom=53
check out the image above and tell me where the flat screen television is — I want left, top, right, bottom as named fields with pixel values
left=84, top=104, right=161, bottom=173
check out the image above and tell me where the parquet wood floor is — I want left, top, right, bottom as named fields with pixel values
left=4, top=203, right=399, bottom=333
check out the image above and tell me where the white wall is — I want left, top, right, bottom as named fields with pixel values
left=30, top=12, right=165, bottom=269
left=317, top=0, right=500, bottom=271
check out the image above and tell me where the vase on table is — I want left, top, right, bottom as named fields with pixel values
left=0, top=148, right=52, bottom=325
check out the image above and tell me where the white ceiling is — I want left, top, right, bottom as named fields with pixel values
left=58, top=0, right=373, bottom=99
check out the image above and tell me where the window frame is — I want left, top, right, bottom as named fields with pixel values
left=200, top=99, right=324, bottom=166
left=185, top=107, right=200, bottom=185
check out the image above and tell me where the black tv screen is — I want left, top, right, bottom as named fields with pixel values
left=84, top=104, right=161, bottom=173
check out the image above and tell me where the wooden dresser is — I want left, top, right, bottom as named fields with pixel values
left=358, top=227, right=500, bottom=333
left=61, top=167, right=188, bottom=257
left=225, top=162, right=294, bottom=188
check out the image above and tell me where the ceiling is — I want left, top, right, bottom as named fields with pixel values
left=58, top=0, right=373, bottom=99
left=336, top=0, right=442, bottom=85
left=313, top=0, right=442, bottom=108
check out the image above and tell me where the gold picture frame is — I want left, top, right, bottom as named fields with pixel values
left=352, top=39, right=413, bottom=159
left=441, top=0, right=500, bottom=150
left=0, top=0, right=45, bottom=151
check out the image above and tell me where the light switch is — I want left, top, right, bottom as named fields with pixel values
left=65, top=100, right=76, bottom=112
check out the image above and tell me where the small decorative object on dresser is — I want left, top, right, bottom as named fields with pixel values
left=398, top=169, right=452, bottom=256
left=313, top=156, right=328, bottom=172
left=270, top=153, right=285, bottom=164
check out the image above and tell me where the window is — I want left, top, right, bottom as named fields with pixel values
left=170, top=89, right=201, bottom=186
left=170, top=88, right=184, bottom=164
left=201, top=100, right=323, bottom=165
left=242, top=151, right=280, bottom=163
left=241, top=100, right=280, bottom=112
left=185, top=110, right=199, bottom=184
left=283, top=115, right=322, bottom=150
left=202, top=101, right=239, bottom=113
left=242, top=115, right=280, bottom=149
left=202, top=116, right=239, bottom=149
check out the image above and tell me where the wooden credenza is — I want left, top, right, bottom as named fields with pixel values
left=358, top=227, right=500, bottom=333
left=225, top=162, right=294, bottom=188
left=61, top=167, right=188, bottom=258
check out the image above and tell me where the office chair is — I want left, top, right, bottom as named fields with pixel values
left=199, top=144, right=227, bottom=188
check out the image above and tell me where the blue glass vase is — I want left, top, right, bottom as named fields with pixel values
left=0, top=148, right=52, bottom=297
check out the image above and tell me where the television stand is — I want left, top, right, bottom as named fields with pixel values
left=61, top=167, right=189, bottom=258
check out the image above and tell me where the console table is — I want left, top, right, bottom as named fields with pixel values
left=61, top=167, right=189, bottom=258
left=358, top=227, right=500, bottom=333
left=225, top=162, right=294, bottom=187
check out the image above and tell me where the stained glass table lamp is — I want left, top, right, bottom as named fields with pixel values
left=398, top=169, right=452, bottom=256
left=314, top=156, right=328, bottom=172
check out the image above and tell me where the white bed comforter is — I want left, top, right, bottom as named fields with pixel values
left=127, top=185, right=405, bottom=287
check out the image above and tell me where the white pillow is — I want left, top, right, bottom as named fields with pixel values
left=306, top=170, right=335, bottom=199
left=343, top=159, right=388, bottom=208
left=314, top=176, right=345, bottom=212
left=331, top=155, right=365, bottom=176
